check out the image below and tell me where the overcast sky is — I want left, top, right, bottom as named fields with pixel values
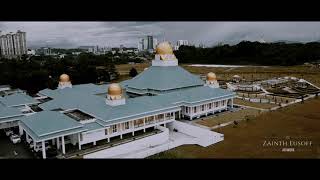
left=1, top=22, right=320, bottom=49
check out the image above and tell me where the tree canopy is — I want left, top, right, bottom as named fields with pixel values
left=175, top=41, right=320, bottom=65
left=0, top=53, right=120, bottom=94
left=129, top=67, right=138, bottom=77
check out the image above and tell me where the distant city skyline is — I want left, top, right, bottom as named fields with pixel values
left=1, top=22, right=320, bottom=49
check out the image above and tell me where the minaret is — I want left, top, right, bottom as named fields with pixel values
left=58, top=74, right=72, bottom=89
left=152, top=41, right=178, bottom=66
left=105, top=83, right=126, bottom=106
left=205, top=72, right=219, bottom=88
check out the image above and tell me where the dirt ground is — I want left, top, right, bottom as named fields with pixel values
left=151, top=98, right=320, bottom=159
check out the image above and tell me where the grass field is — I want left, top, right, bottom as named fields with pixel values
left=150, top=98, right=320, bottom=159
left=181, top=64, right=320, bottom=87
left=116, top=63, right=150, bottom=75
left=196, top=108, right=262, bottom=127
left=233, top=98, right=279, bottom=109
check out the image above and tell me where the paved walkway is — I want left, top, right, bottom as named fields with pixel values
left=233, top=103, right=268, bottom=111
left=60, top=129, right=159, bottom=159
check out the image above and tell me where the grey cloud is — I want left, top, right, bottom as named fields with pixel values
left=1, top=22, right=320, bottom=48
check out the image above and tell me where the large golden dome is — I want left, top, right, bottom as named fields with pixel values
left=108, top=83, right=122, bottom=96
left=156, top=41, right=174, bottom=55
left=60, top=74, right=70, bottom=82
left=207, top=72, right=217, bottom=81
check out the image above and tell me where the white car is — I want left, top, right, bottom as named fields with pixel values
left=5, top=129, right=13, bottom=136
left=10, top=134, right=21, bottom=144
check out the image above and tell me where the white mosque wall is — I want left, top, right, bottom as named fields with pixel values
left=83, top=121, right=224, bottom=158
left=80, top=129, right=106, bottom=145
left=69, top=134, right=79, bottom=145
left=182, top=99, right=230, bottom=119
left=0, top=120, right=19, bottom=130
left=83, top=126, right=169, bottom=158
left=152, top=59, right=178, bottom=66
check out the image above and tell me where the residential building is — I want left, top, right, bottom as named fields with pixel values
left=0, top=30, right=27, bottom=59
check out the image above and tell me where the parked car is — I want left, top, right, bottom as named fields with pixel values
left=29, top=140, right=46, bottom=149
left=5, top=129, right=13, bottom=137
left=10, top=134, right=21, bottom=144
left=30, top=142, right=50, bottom=152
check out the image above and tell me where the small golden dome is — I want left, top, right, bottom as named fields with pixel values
left=60, top=74, right=70, bottom=82
left=108, top=83, right=122, bottom=96
left=207, top=72, right=217, bottom=81
left=156, top=41, right=174, bottom=55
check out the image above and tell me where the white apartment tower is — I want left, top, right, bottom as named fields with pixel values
left=174, top=40, right=189, bottom=50
left=138, top=35, right=158, bottom=51
left=0, top=30, right=27, bottom=59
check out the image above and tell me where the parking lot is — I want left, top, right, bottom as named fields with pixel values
left=0, top=130, right=34, bottom=159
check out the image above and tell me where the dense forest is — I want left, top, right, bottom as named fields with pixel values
left=0, top=53, right=124, bottom=94
left=175, top=41, right=320, bottom=65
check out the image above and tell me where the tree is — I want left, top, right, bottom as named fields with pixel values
left=129, top=67, right=138, bottom=77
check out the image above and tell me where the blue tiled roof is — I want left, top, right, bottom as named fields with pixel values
left=0, top=93, right=39, bottom=107
left=122, top=66, right=204, bottom=91
left=20, top=111, right=84, bottom=140
left=0, top=104, right=23, bottom=120
left=39, top=85, right=234, bottom=126
left=24, top=65, right=235, bottom=139
left=83, top=122, right=105, bottom=132
left=39, top=83, right=109, bottom=98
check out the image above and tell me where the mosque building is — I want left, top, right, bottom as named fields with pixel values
left=0, top=41, right=235, bottom=159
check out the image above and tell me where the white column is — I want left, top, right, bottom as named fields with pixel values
left=132, top=121, right=135, bottom=136
left=57, top=137, right=60, bottom=150
left=78, top=133, right=81, bottom=150
left=42, top=141, right=46, bottom=159
left=205, top=103, right=208, bottom=116
left=61, top=136, right=65, bottom=154
left=52, top=139, right=55, bottom=145
left=93, top=141, right=96, bottom=145
left=120, top=123, right=123, bottom=139
left=33, top=141, right=36, bottom=151
left=19, top=126, right=23, bottom=136
left=25, top=133, right=29, bottom=142
left=231, top=98, right=234, bottom=108
left=164, top=123, right=166, bottom=128
left=108, top=137, right=110, bottom=143
left=143, top=117, right=146, bottom=132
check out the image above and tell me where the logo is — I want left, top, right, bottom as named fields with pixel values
left=262, top=136, right=314, bottom=153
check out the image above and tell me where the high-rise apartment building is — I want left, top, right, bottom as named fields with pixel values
left=138, top=35, right=158, bottom=51
left=174, top=40, right=189, bottom=50
left=177, top=40, right=189, bottom=46
left=0, top=30, right=27, bottom=59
